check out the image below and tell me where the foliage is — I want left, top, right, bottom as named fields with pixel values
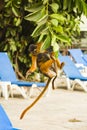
left=0, top=0, right=34, bottom=79
left=0, top=0, right=87, bottom=79
left=24, top=0, right=87, bottom=56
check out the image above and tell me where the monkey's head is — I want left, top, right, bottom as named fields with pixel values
left=29, top=44, right=37, bottom=55
left=29, top=43, right=42, bottom=56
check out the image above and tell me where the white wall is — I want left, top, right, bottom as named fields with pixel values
left=80, top=15, right=87, bottom=31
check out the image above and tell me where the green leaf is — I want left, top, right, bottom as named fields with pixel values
left=25, top=3, right=44, bottom=12
left=9, top=39, right=17, bottom=52
left=41, top=27, right=49, bottom=35
left=12, top=6, right=20, bottom=17
left=43, top=0, right=48, bottom=5
left=63, top=0, right=68, bottom=10
left=50, top=14, right=65, bottom=23
left=24, top=9, right=45, bottom=22
left=50, top=3, right=59, bottom=13
left=51, top=34, right=56, bottom=44
left=5, top=1, right=11, bottom=8
left=38, top=29, right=49, bottom=42
left=37, top=14, right=48, bottom=26
left=52, top=42, right=59, bottom=52
left=51, top=35, right=59, bottom=52
left=67, top=0, right=73, bottom=12
left=38, top=33, right=45, bottom=42
left=10, top=29, right=16, bottom=36
left=5, top=0, right=9, bottom=2
left=52, top=25, right=63, bottom=33
left=81, top=0, right=87, bottom=16
left=75, top=0, right=82, bottom=14
left=12, top=2, right=20, bottom=9
left=56, top=34, right=71, bottom=43
left=15, top=18, right=21, bottom=26
left=14, top=0, right=21, bottom=5
left=41, top=35, right=51, bottom=50
left=55, top=50, right=59, bottom=58
left=50, top=19, right=58, bottom=27
left=31, top=23, right=47, bottom=37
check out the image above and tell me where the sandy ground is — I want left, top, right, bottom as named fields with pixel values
left=1, top=85, right=87, bottom=130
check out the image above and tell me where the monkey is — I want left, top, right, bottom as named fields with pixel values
left=26, top=44, right=64, bottom=78
left=20, top=43, right=64, bottom=119
left=28, top=45, right=64, bottom=86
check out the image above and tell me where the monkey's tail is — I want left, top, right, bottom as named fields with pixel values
left=20, top=78, right=52, bottom=119
left=52, top=75, right=57, bottom=89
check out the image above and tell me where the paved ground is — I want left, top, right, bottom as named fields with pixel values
left=1, top=86, right=87, bottom=130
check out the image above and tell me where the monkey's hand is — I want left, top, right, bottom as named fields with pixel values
left=26, top=70, right=31, bottom=79
left=26, top=55, right=37, bottom=79
left=26, top=66, right=37, bottom=79
left=26, top=69, right=34, bottom=79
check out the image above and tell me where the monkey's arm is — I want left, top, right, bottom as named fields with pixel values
left=56, top=58, right=65, bottom=69
left=26, top=55, right=37, bottom=78
left=50, top=52, right=65, bottom=69
left=26, top=42, right=42, bottom=76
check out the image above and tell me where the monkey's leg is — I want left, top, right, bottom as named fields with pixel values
left=39, top=60, right=57, bottom=89
left=20, top=78, right=53, bottom=119
left=51, top=62, right=58, bottom=89
left=40, top=60, right=56, bottom=79
left=51, top=60, right=65, bottom=89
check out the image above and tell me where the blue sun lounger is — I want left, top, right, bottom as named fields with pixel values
left=0, top=52, right=46, bottom=99
left=68, top=49, right=87, bottom=66
left=59, top=55, right=87, bottom=92
left=82, top=54, right=87, bottom=63
left=0, top=104, right=20, bottom=130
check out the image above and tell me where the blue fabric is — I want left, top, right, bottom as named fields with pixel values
left=68, top=49, right=87, bottom=66
left=0, top=52, right=17, bottom=81
left=59, top=56, right=87, bottom=81
left=0, top=104, right=20, bottom=130
left=0, top=52, right=46, bottom=87
left=11, top=81, right=46, bottom=87
left=82, top=54, right=87, bottom=63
